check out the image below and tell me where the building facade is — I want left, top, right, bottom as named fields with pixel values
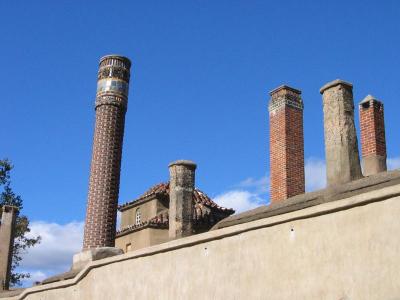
left=115, top=182, right=235, bottom=252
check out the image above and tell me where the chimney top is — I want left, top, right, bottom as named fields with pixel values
left=1, top=205, right=19, bottom=213
left=360, top=94, right=381, bottom=105
left=99, top=54, right=131, bottom=68
left=269, top=85, right=301, bottom=96
left=168, top=160, right=197, bottom=170
left=320, top=79, right=353, bottom=94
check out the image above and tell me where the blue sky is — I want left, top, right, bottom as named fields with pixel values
left=1, top=0, right=400, bottom=284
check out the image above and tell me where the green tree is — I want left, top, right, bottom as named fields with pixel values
left=0, top=159, right=41, bottom=286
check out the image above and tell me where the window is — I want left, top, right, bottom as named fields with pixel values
left=135, top=208, right=141, bottom=225
left=126, top=243, right=132, bottom=252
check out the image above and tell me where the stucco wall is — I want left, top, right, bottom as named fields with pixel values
left=120, top=197, right=167, bottom=228
left=115, top=227, right=168, bottom=252
left=120, top=199, right=157, bottom=228
left=6, top=184, right=400, bottom=300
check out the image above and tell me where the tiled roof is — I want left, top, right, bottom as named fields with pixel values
left=118, top=182, right=235, bottom=214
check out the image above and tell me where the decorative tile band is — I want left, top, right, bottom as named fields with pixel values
left=97, top=79, right=129, bottom=97
left=268, top=96, right=304, bottom=113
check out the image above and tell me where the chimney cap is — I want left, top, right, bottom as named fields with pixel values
left=269, top=85, right=301, bottom=96
left=168, top=160, right=197, bottom=170
left=99, top=54, right=131, bottom=66
left=359, top=94, right=381, bottom=105
left=2, top=205, right=19, bottom=213
left=320, top=79, right=353, bottom=94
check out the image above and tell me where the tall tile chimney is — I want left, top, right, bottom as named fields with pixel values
left=359, top=95, right=387, bottom=176
left=268, top=85, right=305, bottom=203
left=83, top=55, right=131, bottom=250
left=320, top=79, right=363, bottom=186
left=0, top=205, right=18, bottom=290
left=168, top=160, right=196, bottom=239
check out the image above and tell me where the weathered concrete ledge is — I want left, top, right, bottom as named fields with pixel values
left=40, top=269, right=80, bottom=285
left=71, top=247, right=123, bottom=271
left=0, top=290, right=24, bottom=299
left=213, top=169, right=400, bottom=230
left=319, top=78, right=353, bottom=94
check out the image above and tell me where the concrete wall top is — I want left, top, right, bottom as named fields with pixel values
left=213, top=169, right=400, bottom=230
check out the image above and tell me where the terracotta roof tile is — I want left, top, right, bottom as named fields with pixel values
left=116, top=211, right=169, bottom=236
left=118, top=182, right=235, bottom=214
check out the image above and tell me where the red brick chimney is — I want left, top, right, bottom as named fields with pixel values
left=359, top=95, right=387, bottom=176
left=268, top=85, right=305, bottom=203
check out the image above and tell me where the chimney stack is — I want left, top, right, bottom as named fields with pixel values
left=83, top=55, right=131, bottom=250
left=168, top=160, right=196, bottom=239
left=359, top=95, right=387, bottom=176
left=320, top=79, right=363, bottom=186
left=268, top=85, right=305, bottom=203
left=0, top=205, right=18, bottom=290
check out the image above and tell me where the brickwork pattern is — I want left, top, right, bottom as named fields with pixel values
left=360, top=99, right=386, bottom=158
left=269, top=86, right=305, bottom=203
left=83, top=56, right=131, bottom=250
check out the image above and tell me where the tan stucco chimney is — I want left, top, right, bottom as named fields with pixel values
left=0, top=205, right=18, bottom=290
left=320, top=79, right=363, bottom=186
left=168, top=160, right=197, bottom=239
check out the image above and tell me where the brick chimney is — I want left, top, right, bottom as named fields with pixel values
left=0, top=205, right=18, bottom=290
left=359, top=95, right=387, bottom=176
left=168, top=160, right=196, bottom=239
left=268, top=85, right=305, bottom=203
left=320, top=79, right=363, bottom=186
left=83, top=55, right=131, bottom=250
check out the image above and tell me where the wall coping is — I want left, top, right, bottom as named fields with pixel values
left=213, top=170, right=400, bottom=230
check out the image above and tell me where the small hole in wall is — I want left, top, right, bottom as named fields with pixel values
left=204, top=247, right=207, bottom=250
left=290, top=228, right=294, bottom=232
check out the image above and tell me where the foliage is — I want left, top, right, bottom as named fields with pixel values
left=0, top=159, right=41, bottom=286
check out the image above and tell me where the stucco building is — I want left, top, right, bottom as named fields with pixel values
left=115, top=182, right=235, bottom=252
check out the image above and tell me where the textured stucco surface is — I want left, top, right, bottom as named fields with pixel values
left=4, top=180, right=400, bottom=300
left=168, top=160, right=196, bottom=239
left=0, top=206, right=18, bottom=290
left=320, top=79, right=363, bottom=186
left=120, top=198, right=162, bottom=228
left=115, top=227, right=168, bottom=252
left=362, top=155, right=387, bottom=177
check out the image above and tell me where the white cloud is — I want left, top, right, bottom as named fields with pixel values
left=237, top=176, right=269, bottom=194
left=212, top=158, right=328, bottom=214
left=213, top=190, right=265, bottom=214
left=388, top=157, right=400, bottom=170
left=117, top=211, right=121, bottom=229
left=305, top=158, right=326, bottom=192
left=18, top=221, right=84, bottom=286
left=26, top=271, right=47, bottom=285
